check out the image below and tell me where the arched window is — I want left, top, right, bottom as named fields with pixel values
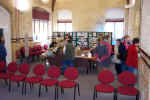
left=32, top=7, right=50, bottom=45
left=57, top=10, right=72, bottom=32
left=104, top=8, right=124, bottom=40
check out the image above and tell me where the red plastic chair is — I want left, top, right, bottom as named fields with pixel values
left=116, top=71, right=139, bottom=100
left=0, top=61, right=5, bottom=72
left=39, top=66, right=61, bottom=100
left=9, top=63, right=30, bottom=93
left=0, top=62, right=18, bottom=87
left=93, top=70, right=115, bottom=100
left=0, top=61, right=8, bottom=85
left=58, top=67, right=80, bottom=100
left=24, top=64, right=45, bottom=95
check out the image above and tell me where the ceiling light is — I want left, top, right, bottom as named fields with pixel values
left=41, top=0, right=49, bottom=4
left=125, top=0, right=136, bottom=8
left=16, top=0, right=30, bottom=12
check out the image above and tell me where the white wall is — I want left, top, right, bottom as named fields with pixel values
left=140, top=0, right=150, bottom=56
left=0, top=6, right=12, bottom=64
left=105, top=8, right=124, bottom=19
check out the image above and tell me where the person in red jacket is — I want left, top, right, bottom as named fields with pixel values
left=126, top=38, right=139, bottom=74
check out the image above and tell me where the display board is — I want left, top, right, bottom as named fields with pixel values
left=141, top=0, right=150, bottom=56
left=52, top=32, right=112, bottom=48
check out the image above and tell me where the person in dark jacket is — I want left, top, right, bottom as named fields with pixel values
left=95, top=36, right=112, bottom=72
left=0, top=34, right=7, bottom=73
left=62, top=36, right=75, bottom=72
left=118, top=35, right=130, bottom=72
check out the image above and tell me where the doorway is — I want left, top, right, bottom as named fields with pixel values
left=0, top=6, right=12, bottom=64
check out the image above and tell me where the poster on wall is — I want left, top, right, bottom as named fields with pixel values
left=141, top=0, right=150, bottom=56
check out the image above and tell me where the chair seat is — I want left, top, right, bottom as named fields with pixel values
left=59, top=80, right=76, bottom=88
left=0, top=73, right=9, bottom=79
left=118, top=86, right=138, bottom=96
left=95, top=84, right=114, bottom=93
left=40, top=79, right=58, bottom=86
left=10, top=75, right=25, bottom=82
left=25, top=76, right=42, bottom=83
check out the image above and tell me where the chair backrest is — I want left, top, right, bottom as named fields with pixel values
left=98, top=70, right=114, bottom=84
left=0, top=61, right=5, bottom=72
left=19, top=63, right=30, bottom=75
left=64, top=67, right=78, bottom=80
left=48, top=66, right=61, bottom=79
left=118, top=71, right=136, bottom=85
left=7, top=62, right=18, bottom=73
left=29, top=47, right=33, bottom=56
left=33, top=64, right=45, bottom=77
left=20, top=47, right=25, bottom=57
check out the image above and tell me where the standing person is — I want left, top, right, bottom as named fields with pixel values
left=62, top=36, right=75, bottom=73
left=0, top=33, right=7, bottom=73
left=95, top=36, right=112, bottom=72
left=113, top=39, right=122, bottom=75
left=126, top=38, right=139, bottom=75
left=119, top=35, right=130, bottom=72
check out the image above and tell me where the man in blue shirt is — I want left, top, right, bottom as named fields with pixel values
left=0, top=32, right=7, bottom=73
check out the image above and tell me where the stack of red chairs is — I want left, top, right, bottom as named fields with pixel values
left=39, top=66, right=61, bottom=100
left=31, top=46, right=37, bottom=57
left=36, top=45, right=42, bottom=55
left=33, top=45, right=39, bottom=56
left=20, top=47, right=25, bottom=58
left=116, top=71, right=139, bottom=100
left=93, top=70, right=115, bottom=100
left=29, top=47, right=34, bottom=57
left=58, top=67, right=80, bottom=100
left=24, top=64, right=45, bottom=95
left=9, top=63, right=30, bottom=94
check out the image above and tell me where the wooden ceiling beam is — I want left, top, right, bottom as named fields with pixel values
left=52, top=0, right=56, bottom=12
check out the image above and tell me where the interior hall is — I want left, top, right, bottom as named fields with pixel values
left=0, top=0, right=150, bottom=100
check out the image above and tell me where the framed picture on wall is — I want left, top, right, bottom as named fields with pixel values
left=93, top=32, right=97, bottom=37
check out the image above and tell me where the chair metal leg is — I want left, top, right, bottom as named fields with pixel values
left=114, top=90, right=117, bottom=100
left=45, top=86, right=48, bottom=93
left=22, top=82, right=24, bottom=96
left=77, top=83, right=80, bottom=96
left=136, top=92, right=140, bottom=100
left=55, top=87, right=57, bottom=100
left=93, top=89, right=96, bottom=100
left=4, top=79, right=8, bottom=86
left=17, top=82, right=20, bottom=87
left=8, top=80, right=11, bottom=92
left=96, top=91, right=98, bottom=98
left=39, top=85, right=41, bottom=97
left=57, top=87, right=59, bottom=100
left=30, top=83, right=32, bottom=90
left=74, top=85, right=76, bottom=100
left=25, top=83, right=27, bottom=96
left=61, top=87, right=64, bottom=95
